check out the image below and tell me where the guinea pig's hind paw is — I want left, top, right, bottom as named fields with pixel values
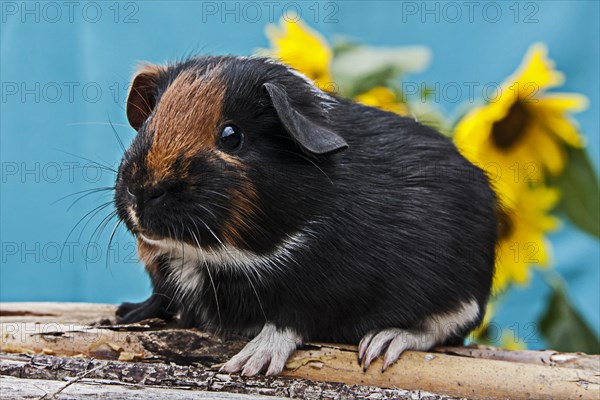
left=221, top=323, right=301, bottom=376
left=359, top=328, right=437, bottom=372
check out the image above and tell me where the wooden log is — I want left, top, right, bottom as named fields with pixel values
left=0, top=375, right=288, bottom=400
left=0, top=353, right=449, bottom=400
left=281, top=344, right=599, bottom=399
left=1, top=302, right=599, bottom=400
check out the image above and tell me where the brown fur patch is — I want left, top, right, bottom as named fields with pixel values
left=146, top=66, right=226, bottom=183
left=137, top=237, right=160, bottom=268
left=221, top=179, right=259, bottom=246
left=133, top=64, right=259, bottom=249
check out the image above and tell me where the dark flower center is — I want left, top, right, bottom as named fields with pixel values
left=491, top=101, right=530, bottom=150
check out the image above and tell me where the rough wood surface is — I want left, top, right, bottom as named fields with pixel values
left=0, top=375, right=287, bottom=400
left=1, top=302, right=599, bottom=400
left=0, top=353, right=449, bottom=400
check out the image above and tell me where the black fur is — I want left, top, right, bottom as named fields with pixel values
left=115, top=56, right=496, bottom=346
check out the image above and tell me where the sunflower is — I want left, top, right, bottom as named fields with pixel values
left=453, top=43, right=586, bottom=293
left=264, top=18, right=333, bottom=89
left=494, top=186, right=560, bottom=292
left=354, top=86, right=409, bottom=116
left=454, top=43, right=588, bottom=191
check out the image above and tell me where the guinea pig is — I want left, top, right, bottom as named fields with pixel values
left=114, top=56, right=497, bottom=376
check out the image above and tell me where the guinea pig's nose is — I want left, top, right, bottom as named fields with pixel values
left=145, top=189, right=167, bottom=207
left=127, top=185, right=166, bottom=209
left=127, top=185, right=141, bottom=203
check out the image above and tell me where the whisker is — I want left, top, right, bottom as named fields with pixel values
left=76, top=204, right=116, bottom=242
left=203, top=189, right=229, bottom=200
left=84, top=210, right=118, bottom=268
left=51, top=187, right=114, bottom=206
left=199, top=223, right=268, bottom=324
left=105, top=220, right=123, bottom=275
left=60, top=201, right=113, bottom=269
left=195, top=203, right=218, bottom=220
left=67, top=190, right=114, bottom=213
left=240, top=262, right=268, bottom=324
left=90, top=209, right=119, bottom=245
left=261, top=145, right=334, bottom=184
left=107, top=114, right=126, bottom=153
left=53, top=148, right=117, bottom=173
left=67, top=122, right=130, bottom=128
left=130, top=85, right=154, bottom=116
left=198, top=201, right=228, bottom=213
left=191, top=229, right=222, bottom=330
left=180, top=237, right=186, bottom=289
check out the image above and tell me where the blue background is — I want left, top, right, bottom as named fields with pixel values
left=1, top=1, right=599, bottom=348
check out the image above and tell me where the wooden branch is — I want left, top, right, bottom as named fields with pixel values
left=434, top=345, right=600, bottom=370
left=1, top=302, right=599, bottom=400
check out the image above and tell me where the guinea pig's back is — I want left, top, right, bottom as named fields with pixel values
left=318, top=101, right=497, bottom=334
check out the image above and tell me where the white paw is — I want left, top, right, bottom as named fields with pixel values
left=358, top=328, right=437, bottom=372
left=221, top=323, right=302, bottom=376
left=358, top=300, right=481, bottom=371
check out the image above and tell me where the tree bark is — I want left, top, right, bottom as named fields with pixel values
left=1, top=302, right=598, bottom=400
left=0, top=375, right=288, bottom=400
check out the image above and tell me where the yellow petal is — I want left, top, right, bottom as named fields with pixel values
left=454, top=103, right=503, bottom=152
left=265, top=19, right=332, bottom=86
left=354, top=87, right=408, bottom=115
left=536, top=93, right=589, bottom=113
left=491, top=176, right=522, bottom=210
left=537, top=110, right=585, bottom=148
left=534, top=186, right=560, bottom=210
left=531, top=236, right=551, bottom=266
left=520, top=186, right=561, bottom=231
left=500, top=332, right=526, bottom=350
left=492, top=257, right=511, bottom=293
left=526, top=122, right=566, bottom=175
left=512, top=43, right=564, bottom=93
left=471, top=303, right=495, bottom=337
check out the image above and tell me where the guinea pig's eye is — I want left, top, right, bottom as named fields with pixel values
left=218, top=125, right=244, bottom=152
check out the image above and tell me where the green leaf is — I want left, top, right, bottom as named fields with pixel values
left=549, top=146, right=600, bottom=238
left=331, top=45, right=431, bottom=98
left=407, top=102, right=450, bottom=136
left=343, top=66, right=399, bottom=98
left=331, top=37, right=362, bottom=57
left=539, top=279, right=600, bottom=354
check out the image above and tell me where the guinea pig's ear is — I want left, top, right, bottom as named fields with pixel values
left=126, top=64, right=164, bottom=130
left=263, top=82, right=348, bottom=156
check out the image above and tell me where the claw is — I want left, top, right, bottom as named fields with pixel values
left=359, top=328, right=438, bottom=372
left=221, top=351, right=250, bottom=374
left=358, top=331, right=374, bottom=365
left=222, top=323, right=301, bottom=376
left=359, top=301, right=481, bottom=372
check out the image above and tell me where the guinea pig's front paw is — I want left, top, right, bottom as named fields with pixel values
left=358, top=328, right=437, bottom=372
left=221, top=323, right=302, bottom=376
left=115, top=293, right=175, bottom=324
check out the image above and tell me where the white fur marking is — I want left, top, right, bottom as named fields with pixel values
left=424, top=298, right=480, bottom=341
left=128, top=206, right=140, bottom=227
left=222, top=322, right=302, bottom=376
left=360, top=299, right=480, bottom=370
left=138, top=234, right=204, bottom=296
left=139, top=231, right=308, bottom=276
